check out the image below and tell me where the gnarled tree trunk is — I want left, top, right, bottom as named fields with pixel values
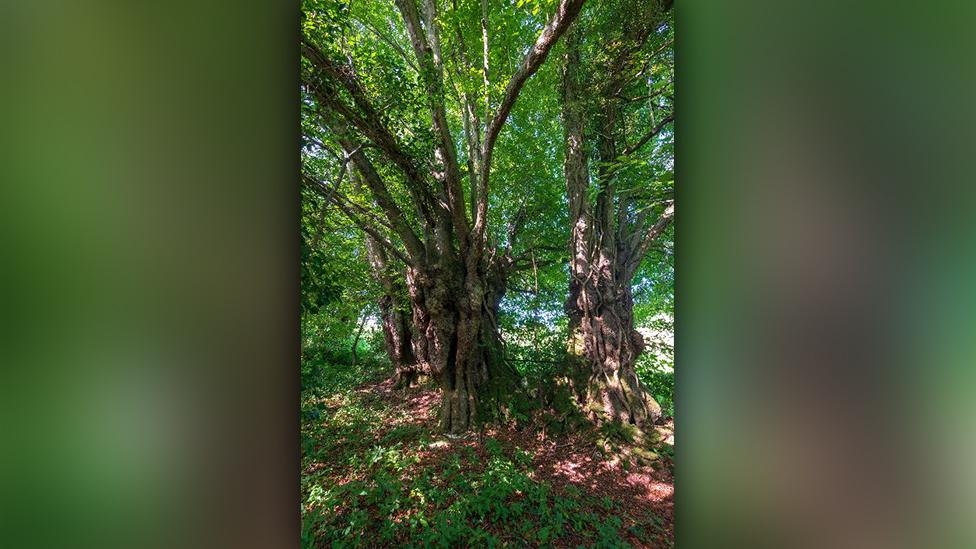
left=363, top=227, right=422, bottom=388
left=561, top=20, right=673, bottom=429
left=378, top=294, right=419, bottom=388
left=406, top=262, right=517, bottom=433
left=567, top=265, right=661, bottom=426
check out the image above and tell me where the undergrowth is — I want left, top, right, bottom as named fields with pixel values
left=301, top=355, right=671, bottom=548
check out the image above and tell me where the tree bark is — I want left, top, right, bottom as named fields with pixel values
left=363, top=217, right=423, bottom=388
left=353, top=183, right=422, bottom=389
left=378, top=294, right=419, bottom=388
left=561, top=22, right=669, bottom=430
left=569, top=267, right=662, bottom=426
left=405, top=262, right=517, bottom=433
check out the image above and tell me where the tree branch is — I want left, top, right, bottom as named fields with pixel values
left=483, top=0, right=585, bottom=157
left=301, top=38, right=434, bottom=209
left=506, top=202, right=529, bottom=252
left=302, top=171, right=413, bottom=266
left=474, top=0, right=586, bottom=243
left=331, top=188, right=397, bottom=234
left=339, top=139, right=428, bottom=262
left=481, top=0, right=491, bottom=121
left=308, top=160, right=346, bottom=250
left=449, top=0, right=485, bottom=218
left=394, top=0, right=471, bottom=248
left=625, top=201, right=674, bottom=277
left=623, top=112, right=673, bottom=156
left=301, top=57, right=459, bottom=268
left=353, top=16, right=420, bottom=73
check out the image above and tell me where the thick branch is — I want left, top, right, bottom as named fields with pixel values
left=562, top=26, right=592, bottom=282
left=339, top=140, right=428, bottom=262
left=302, top=80, right=442, bottom=258
left=480, top=0, right=491, bottom=121
left=301, top=39, right=435, bottom=211
left=302, top=172, right=412, bottom=265
left=643, top=201, right=674, bottom=247
left=624, top=201, right=674, bottom=278
left=395, top=0, right=471, bottom=249
left=483, top=0, right=585, bottom=157
left=474, top=0, right=586, bottom=242
left=449, top=0, right=485, bottom=217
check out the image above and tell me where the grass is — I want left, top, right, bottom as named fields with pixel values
left=301, top=356, right=672, bottom=548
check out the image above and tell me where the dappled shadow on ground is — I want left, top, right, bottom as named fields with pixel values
left=380, top=379, right=673, bottom=546
left=302, top=380, right=674, bottom=547
left=483, top=414, right=674, bottom=546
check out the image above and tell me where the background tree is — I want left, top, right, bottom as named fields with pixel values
left=350, top=166, right=424, bottom=388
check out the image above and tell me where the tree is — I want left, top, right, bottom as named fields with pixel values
left=355, top=164, right=423, bottom=388
left=561, top=0, right=674, bottom=429
left=301, top=0, right=585, bottom=432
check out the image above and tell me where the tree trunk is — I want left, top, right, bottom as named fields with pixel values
left=562, top=26, right=662, bottom=429
left=568, top=273, right=661, bottom=427
left=351, top=312, right=366, bottom=366
left=363, top=224, right=424, bottom=388
left=378, top=294, right=420, bottom=388
left=406, top=263, right=518, bottom=433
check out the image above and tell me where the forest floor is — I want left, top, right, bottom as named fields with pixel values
left=301, top=368, right=674, bottom=548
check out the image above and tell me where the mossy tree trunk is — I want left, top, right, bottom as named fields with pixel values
left=406, top=261, right=519, bottom=433
left=561, top=16, right=673, bottom=429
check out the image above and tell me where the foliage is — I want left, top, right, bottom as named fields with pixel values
left=302, top=346, right=388, bottom=395
left=301, top=378, right=660, bottom=548
left=298, top=0, right=674, bottom=393
left=300, top=0, right=675, bottom=542
left=639, top=366, right=674, bottom=419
